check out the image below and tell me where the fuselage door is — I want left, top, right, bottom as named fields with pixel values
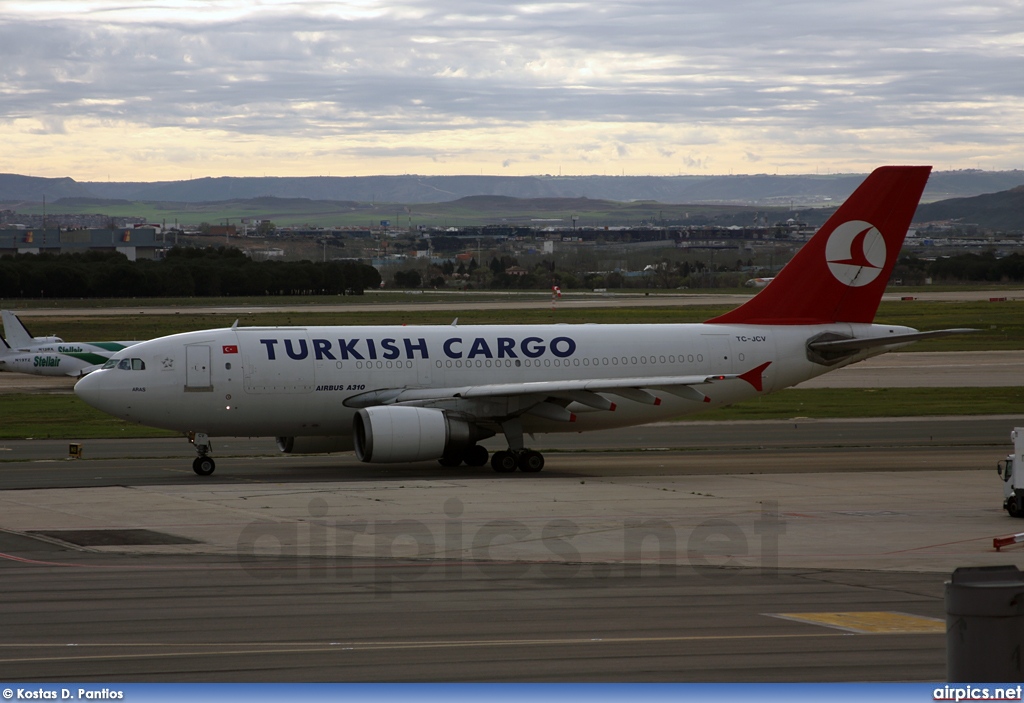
left=238, top=330, right=315, bottom=394
left=185, top=344, right=213, bottom=392
left=700, top=333, right=735, bottom=374
left=416, top=357, right=431, bottom=386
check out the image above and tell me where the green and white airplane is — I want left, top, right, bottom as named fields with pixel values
left=0, top=310, right=141, bottom=377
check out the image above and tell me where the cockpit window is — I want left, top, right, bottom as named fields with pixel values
left=111, top=357, right=146, bottom=371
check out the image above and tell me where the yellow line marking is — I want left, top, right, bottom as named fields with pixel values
left=771, top=611, right=944, bottom=634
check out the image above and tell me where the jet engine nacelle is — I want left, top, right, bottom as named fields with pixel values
left=353, top=406, right=475, bottom=463
left=276, top=435, right=354, bottom=454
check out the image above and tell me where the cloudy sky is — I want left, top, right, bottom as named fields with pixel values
left=1, top=0, right=1023, bottom=181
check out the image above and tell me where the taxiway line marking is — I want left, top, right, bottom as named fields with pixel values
left=0, top=628, right=940, bottom=665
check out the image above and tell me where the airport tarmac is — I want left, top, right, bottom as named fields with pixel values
left=0, top=418, right=1018, bottom=575
left=1, top=417, right=1022, bottom=681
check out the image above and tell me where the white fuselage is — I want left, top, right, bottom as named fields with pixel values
left=0, top=340, right=140, bottom=377
left=74, top=321, right=915, bottom=442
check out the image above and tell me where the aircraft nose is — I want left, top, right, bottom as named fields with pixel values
left=74, top=370, right=120, bottom=414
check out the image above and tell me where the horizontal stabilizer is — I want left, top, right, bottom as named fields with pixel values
left=808, top=328, right=978, bottom=353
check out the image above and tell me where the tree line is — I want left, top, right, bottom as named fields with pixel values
left=390, top=251, right=1024, bottom=291
left=896, top=252, right=1024, bottom=284
left=0, top=247, right=382, bottom=298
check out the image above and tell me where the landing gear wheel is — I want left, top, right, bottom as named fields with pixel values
left=518, top=450, right=545, bottom=473
left=491, top=450, right=518, bottom=473
left=192, top=456, right=216, bottom=476
left=464, top=444, right=489, bottom=467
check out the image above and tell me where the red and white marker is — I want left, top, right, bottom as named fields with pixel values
left=993, top=532, right=1024, bottom=551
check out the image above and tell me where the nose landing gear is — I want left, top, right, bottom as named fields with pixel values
left=189, top=432, right=216, bottom=476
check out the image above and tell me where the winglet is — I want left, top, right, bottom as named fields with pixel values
left=707, top=166, right=931, bottom=325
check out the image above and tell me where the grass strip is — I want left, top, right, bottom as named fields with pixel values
left=693, top=386, right=1024, bottom=421
left=0, top=394, right=180, bottom=440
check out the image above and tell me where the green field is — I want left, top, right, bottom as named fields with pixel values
left=0, top=395, right=181, bottom=441
left=13, top=197, right=777, bottom=229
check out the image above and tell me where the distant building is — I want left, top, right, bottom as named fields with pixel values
left=0, top=227, right=163, bottom=260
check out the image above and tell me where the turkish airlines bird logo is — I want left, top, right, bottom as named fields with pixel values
left=825, top=220, right=886, bottom=287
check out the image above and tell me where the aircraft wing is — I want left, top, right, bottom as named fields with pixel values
left=345, top=368, right=769, bottom=420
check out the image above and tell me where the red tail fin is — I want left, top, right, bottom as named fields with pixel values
left=707, top=166, right=931, bottom=325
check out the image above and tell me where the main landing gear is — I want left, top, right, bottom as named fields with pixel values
left=489, top=417, right=545, bottom=473
left=491, top=449, right=544, bottom=473
left=190, top=432, right=216, bottom=476
left=437, top=443, right=545, bottom=472
left=437, top=443, right=490, bottom=468
left=435, top=416, right=548, bottom=474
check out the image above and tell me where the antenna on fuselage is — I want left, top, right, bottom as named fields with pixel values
left=451, top=318, right=458, bottom=327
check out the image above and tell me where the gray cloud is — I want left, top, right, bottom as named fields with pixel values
left=1, top=1, right=1022, bottom=173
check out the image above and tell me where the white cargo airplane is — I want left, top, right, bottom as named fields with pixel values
left=0, top=310, right=141, bottom=377
left=75, top=166, right=973, bottom=476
